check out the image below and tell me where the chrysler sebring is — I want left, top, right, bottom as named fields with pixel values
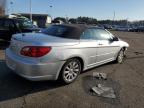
left=6, top=24, right=129, bottom=84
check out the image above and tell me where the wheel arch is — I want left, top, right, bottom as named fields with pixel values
left=122, top=47, right=127, bottom=51
left=55, top=56, right=85, bottom=80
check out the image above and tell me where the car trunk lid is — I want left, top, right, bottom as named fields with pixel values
left=9, top=33, right=79, bottom=56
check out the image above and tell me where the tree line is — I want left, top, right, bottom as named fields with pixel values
left=53, top=16, right=144, bottom=27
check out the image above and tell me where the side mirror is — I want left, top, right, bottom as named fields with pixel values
left=109, top=37, right=119, bottom=42
left=113, top=37, right=119, bottom=41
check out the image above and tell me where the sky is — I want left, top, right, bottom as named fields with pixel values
left=0, top=0, right=6, bottom=8
left=6, top=0, right=144, bottom=21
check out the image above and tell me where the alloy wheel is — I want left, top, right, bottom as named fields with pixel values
left=117, top=50, right=124, bottom=63
left=62, top=59, right=81, bottom=83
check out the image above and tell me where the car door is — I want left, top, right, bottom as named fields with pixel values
left=4, top=19, right=17, bottom=40
left=93, top=29, right=120, bottom=63
left=80, top=29, right=99, bottom=67
left=0, top=19, right=6, bottom=40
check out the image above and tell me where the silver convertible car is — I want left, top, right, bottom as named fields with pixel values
left=6, top=24, right=129, bottom=84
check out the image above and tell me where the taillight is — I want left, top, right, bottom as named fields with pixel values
left=20, top=46, right=51, bottom=57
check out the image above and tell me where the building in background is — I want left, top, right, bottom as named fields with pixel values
left=0, top=0, right=52, bottom=27
left=20, top=13, right=52, bottom=28
left=0, top=0, right=6, bottom=16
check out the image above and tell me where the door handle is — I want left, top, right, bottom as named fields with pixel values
left=98, top=43, right=103, bottom=45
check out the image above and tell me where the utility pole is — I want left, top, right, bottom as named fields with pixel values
left=30, top=0, right=32, bottom=22
left=0, top=0, right=6, bottom=15
left=48, top=5, right=53, bottom=20
left=113, top=11, right=115, bottom=25
left=10, top=1, right=14, bottom=14
left=126, top=18, right=129, bottom=27
left=65, top=14, right=69, bottom=23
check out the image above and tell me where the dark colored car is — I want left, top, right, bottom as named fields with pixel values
left=129, top=26, right=144, bottom=32
left=103, top=24, right=113, bottom=29
left=137, top=26, right=144, bottom=32
left=0, top=17, right=40, bottom=41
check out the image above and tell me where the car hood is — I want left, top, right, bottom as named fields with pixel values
left=12, top=33, right=80, bottom=47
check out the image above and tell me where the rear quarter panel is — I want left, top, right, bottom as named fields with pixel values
left=40, top=40, right=98, bottom=71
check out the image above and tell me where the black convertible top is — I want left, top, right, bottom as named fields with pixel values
left=58, top=24, right=89, bottom=39
left=42, top=24, right=103, bottom=39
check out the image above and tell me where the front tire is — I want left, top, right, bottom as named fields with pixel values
left=116, top=49, right=125, bottom=64
left=59, top=58, right=81, bottom=84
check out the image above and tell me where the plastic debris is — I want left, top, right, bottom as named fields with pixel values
left=91, top=84, right=116, bottom=99
left=92, top=72, right=107, bottom=80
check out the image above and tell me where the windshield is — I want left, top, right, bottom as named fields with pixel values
left=17, top=19, right=34, bottom=29
left=42, top=25, right=84, bottom=39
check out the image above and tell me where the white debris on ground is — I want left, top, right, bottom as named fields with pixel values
left=92, top=72, right=107, bottom=80
left=91, top=72, right=116, bottom=99
left=91, top=84, right=116, bottom=99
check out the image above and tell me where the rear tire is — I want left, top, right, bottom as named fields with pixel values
left=59, top=58, right=81, bottom=84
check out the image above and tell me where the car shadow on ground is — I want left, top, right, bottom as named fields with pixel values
left=126, top=56, right=144, bottom=60
left=0, top=54, right=143, bottom=102
left=0, top=60, right=64, bottom=102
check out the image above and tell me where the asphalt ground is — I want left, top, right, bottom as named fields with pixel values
left=0, top=31, right=144, bottom=108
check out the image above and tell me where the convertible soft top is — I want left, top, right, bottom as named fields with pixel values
left=42, top=24, right=103, bottom=39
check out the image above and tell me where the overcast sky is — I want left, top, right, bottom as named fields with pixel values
left=6, top=0, right=144, bottom=21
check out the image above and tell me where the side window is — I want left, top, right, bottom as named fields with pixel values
left=4, top=20, right=15, bottom=30
left=81, top=29, right=96, bottom=40
left=81, top=28, right=113, bottom=40
left=94, top=29, right=113, bottom=40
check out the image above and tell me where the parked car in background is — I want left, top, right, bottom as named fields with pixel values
left=103, top=24, right=113, bottom=29
left=0, top=17, right=40, bottom=41
left=115, top=26, right=130, bottom=31
left=6, top=24, right=129, bottom=84
left=129, top=27, right=138, bottom=32
left=137, top=26, right=144, bottom=32
left=129, top=26, right=144, bottom=32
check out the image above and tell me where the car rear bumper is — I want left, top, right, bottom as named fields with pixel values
left=5, top=49, right=65, bottom=81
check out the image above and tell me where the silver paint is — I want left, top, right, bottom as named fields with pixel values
left=6, top=32, right=129, bottom=81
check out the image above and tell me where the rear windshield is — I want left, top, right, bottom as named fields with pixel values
left=42, top=25, right=83, bottom=39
